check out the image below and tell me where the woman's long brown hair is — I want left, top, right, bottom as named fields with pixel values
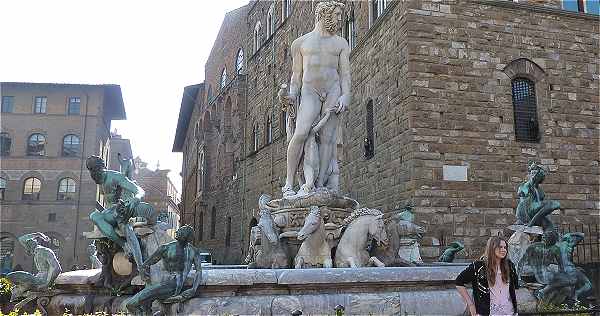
left=483, top=236, right=510, bottom=287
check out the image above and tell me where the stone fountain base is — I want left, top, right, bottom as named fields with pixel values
left=46, top=265, right=537, bottom=315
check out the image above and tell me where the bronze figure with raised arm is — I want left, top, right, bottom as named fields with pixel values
left=86, top=155, right=157, bottom=276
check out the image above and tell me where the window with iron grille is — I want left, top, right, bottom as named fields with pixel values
left=34, top=96, right=47, bottom=114
left=511, top=78, right=540, bottom=142
left=1, top=96, right=14, bottom=113
left=365, top=100, right=375, bottom=159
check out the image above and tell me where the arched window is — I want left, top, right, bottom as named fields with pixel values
left=22, top=177, right=42, bottom=200
left=57, top=178, right=76, bottom=200
left=365, top=100, right=375, bottom=159
left=511, top=78, right=540, bottom=142
left=0, top=177, right=6, bottom=200
left=62, top=134, right=80, bottom=157
left=0, top=132, right=11, bottom=156
left=267, top=4, right=275, bottom=37
left=210, top=206, right=216, bottom=239
left=236, top=49, right=244, bottom=74
left=265, top=117, right=273, bottom=144
left=27, top=133, right=46, bottom=156
left=220, top=68, right=227, bottom=89
left=254, top=21, right=262, bottom=53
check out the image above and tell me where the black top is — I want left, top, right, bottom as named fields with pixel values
left=455, top=260, right=519, bottom=315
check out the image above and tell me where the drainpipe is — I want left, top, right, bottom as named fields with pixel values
left=73, top=91, right=90, bottom=263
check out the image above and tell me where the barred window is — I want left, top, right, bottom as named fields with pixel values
left=62, top=134, right=80, bottom=157
left=511, top=78, right=540, bottom=142
left=27, top=133, right=46, bottom=156
left=365, top=100, right=375, bottom=159
left=23, top=177, right=42, bottom=200
left=57, top=178, right=76, bottom=200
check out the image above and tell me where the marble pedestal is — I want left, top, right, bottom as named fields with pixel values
left=47, top=265, right=537, bottom=315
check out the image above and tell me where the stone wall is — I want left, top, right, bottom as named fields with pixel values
left=176, top=0, right=599, bottom=264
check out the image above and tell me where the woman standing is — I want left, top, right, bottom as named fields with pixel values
left=456, top=236, right=519, bottom=316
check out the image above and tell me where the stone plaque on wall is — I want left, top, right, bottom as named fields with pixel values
left=443, top=165, right=468, bottom=181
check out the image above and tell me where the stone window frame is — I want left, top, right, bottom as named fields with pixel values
left=252, top=123, right=259, bottom=153
left=236, top=48, right=244, bottom=74
left=22, top=176, right=42, bottom=201
left=27, top=133, right=47, bottom=156
left=265, top=114, right=273, bottom=145
left=266, top=3, right=275, bottom=38
left=220, top=67, right=228, bottom=90
left=67, top=96, right=81, bottom=115
left=0, top=132, right=11, bottom=156
left=254, top=21, right=262, bottom=53
left=1, top=96, right=14, bottom=113
left=0, top=177, right=6, bottom=201
left=62, top=134, right=80, bottom=157
left=33, top=96, right=47, bottom=114
left=57, top=177, right=77, bottom=201
left=502, top=58, right=547, bottom=143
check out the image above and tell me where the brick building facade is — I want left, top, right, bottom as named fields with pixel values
left=173, top=0, right=599, bottom=264
left=0, top=82, right=126, bottom=270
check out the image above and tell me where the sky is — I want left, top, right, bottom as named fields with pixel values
left=0, top=0, right=248, bottom=194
